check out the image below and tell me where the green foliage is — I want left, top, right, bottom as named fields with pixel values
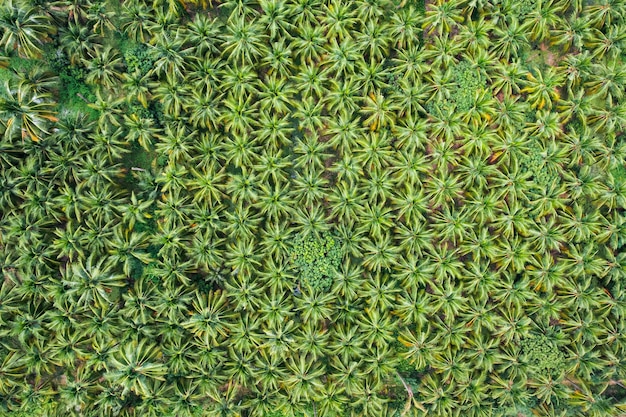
left=1, top=0, right=625, bottom=416
left=0, top=68, right=12, bottom=93
left=47, top=52, right=99, bottom=119
left=611, top=163, right=626, bottom=186
left=519, top=139, right=559, bottom=188
left=290, top=233, right=342, bottom=291
left=425, top=61, right=487, bottom=114
left=7, top=56, right=39, bottom=73
left=0, top=396, right=57, bottom=417
left=513, top=0, right=538, bottom=16
left=519, top=334, right=567, bottom=378
left=493, top=402, right=535, bottom=417
left=123, top=43, right=154, bottom=76
left=450, top=61, right=486, bottom=112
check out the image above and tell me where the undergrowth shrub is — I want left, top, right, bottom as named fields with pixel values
left=424, top=61, right=486, bottom=115
left=514, top=0, right=538, bottom=16
left=450, top=60, right=485, bottom=112
left=290, top=233, right=342, bottom=291
left=519, top=139, right=559, bottom=188
left=123, top=42, right=154, bottom=76
left=48, top=50, right=98, bottom=119
left=519, top=334, right=567, bottom=378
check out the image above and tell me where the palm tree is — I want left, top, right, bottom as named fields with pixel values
left=254, top=349, right=286, bottom=392
left=586, top=0, right=626, bottom=29
left=63, top=255, right=125, bottom=308
left=222, top=16, right=268, bottom=65
left=284, top=353, right=325, bottom=403
left=358, top=307, right=395, bottom=349
left=291, top=22, right=326, bottom=64
left=457, top=17, right=493, bottom=54
left=59, top=22, right=101, bottom=65
left=324, top=75, right=361, bottom=115
left=360, top=271, right=400, bottom=313
left=220, top=0, right=260, bottom=22
left=585, top=61, right=626, bottom=105
left=568, top=383, right=620, bottom=417
left=183, top=289, right=233, bottom=344
left=425, top=172, right=464, bottom=209
left=261, top=319, right=297, bottom=359
left=356, top=20, right=390, bottom=62
left=327, top=180, right=364, bottom=223
left=259, top=220, right=293, bottom=261
left=292, top=96, right=326, bottom=134
left=551, top=15, right=593, bottom=52
left=258, top=0, right=293, bottom=40
left=520, top=0, right=564, bottom=43
left=225, top=169, right=260, bottom=205
left=291, top=201, right=333, bottom=236
left=521, top=66, right=565, bottom=110
left=361, top=90, right=398, bottom=131
left=220, top=93, right=257, bottom=135
left=333, top=252, right=363, bottom=300
left=187, top=14, right=224, bottom=56
left=330, top=323, right=367, bottom=363
left=189, top=164, right=225, bottom=208
left=0, top=0, right=55, bottom=58
left=263, top=39, right=294, bottom=78
left=0, top=81, right=57, bottom=142
left=293, top=62, right=327, bottom=100
left=120, top=0, right=153, bottom=43
left=225, top=237, right=263, bottom=278
left=156, top=121, right=195, bottom=164
left=295, top=287, right=334, bottom=324
left=255, top=180, right=293, bottom=223
left=321, top=0, right=356, bottom=41
left=106, top=338, right=168, bottom=398
left=323, top=37, right=361, bottom=79
left=122, top=70, right=151, bottom=109
left=388, top=6, right=422, bottom=50
left=255, top=110, right=293, bottom=150
left=104, top=225, right=152, bottom=276
left=391, top=77, right=428, bottom=119
left=558, top=50, right=593, bottom=91
left=86, top=0, right=115, bottom=35
left=84, top=46, right=124, bottom=89
left=257, top=74, right=296, bottom=115
left=292, top=132, right=330, bottom=170
left=423, top=33, right=463, bottom=70
left=492, top=18, right=529, bottom=61
left=422, top=0, right=464, bottom=36
left=51, top=221, right=84, bottom=262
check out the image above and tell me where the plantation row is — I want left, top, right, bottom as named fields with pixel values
left=0, top=0, right=626, bottom=416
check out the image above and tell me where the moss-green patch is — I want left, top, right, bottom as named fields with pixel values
left=45, top=49, right=99, bottom=120
left=611, top=163, right=626, bottom=186
left=8, top=56, right=39, bottom=73
left=289, top=232, right=342, bottom=291
left=395, top=0, right=425, bottom=12
left=0, top=68, right=12, bottom=95
left=110, top=31, right=155, bottom=76
left=57, top=70, right=100, bottom=120
left=127, top=139, right=156, bottom=170
left=117, top=139, right=158, bottom=193
left=519, top=334, right=567, bottom=378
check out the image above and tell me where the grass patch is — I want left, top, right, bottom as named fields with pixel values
left=117, top=139, right=159, bottom=193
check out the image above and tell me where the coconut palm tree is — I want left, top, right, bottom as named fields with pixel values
left=0, top=0, right=55, bottom=58
left=422, top=0, right=464, bottom=36
left=0, top=81, right=57, bottom=142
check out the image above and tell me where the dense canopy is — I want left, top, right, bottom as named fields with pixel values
left=1, top=0, right=626, bottom=416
